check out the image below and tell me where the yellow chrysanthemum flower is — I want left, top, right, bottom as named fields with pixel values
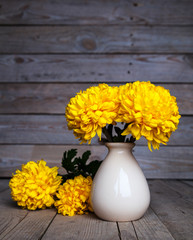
left=9, top=160, right=62, bottom=210
left=65, top=83, right=119, bottom=143
left=54, top=175, right=93, bottom=216
left=117, top=81, right=181, bottom=151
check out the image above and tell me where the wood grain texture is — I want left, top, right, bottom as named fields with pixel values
left=0, top=83, right=191, bottom=114
left=41, top=213, right=120, bottom=240
left=0, top=0, right=192, bottom=181
left=149, top=180, right=193, bottom=240
left=0, top=115, right=190, bottom=145
left=0, top=179, right=9, bottom=192
left=0, top=54, right=192, bottom=83
left=0, top=0, right=193, bottom=25
left=0, top=188, right=28, bottom=239
left=117, top=222, right=137, bottom=240
left=183, top=180, right=193, bottom=187
left=0, top=145, right=193, bottom=179
left=0, top=181, right=56, bottom=240
left=3, top=209, right=57, bottom=240
left=0, top=145, right=34, bottom=177
left=131, top=208, right=174, bottom=240
left=163, top=180, right=193, bottom=203
left=0, top=26, right=193, bottom=54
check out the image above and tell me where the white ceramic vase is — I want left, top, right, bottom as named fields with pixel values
left=90, top=142, right=150, bottom=221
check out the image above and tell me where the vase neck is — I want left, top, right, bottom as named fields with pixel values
left=105, top=142, right=135, bottom=151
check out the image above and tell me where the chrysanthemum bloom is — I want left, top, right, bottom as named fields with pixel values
left=9, top=160, right=62, bottom=210
left=65, top=83, right=119, bottom=143
left=117, top=81, right=181, bottom=150
left=54, top=175, right=93, bottom=216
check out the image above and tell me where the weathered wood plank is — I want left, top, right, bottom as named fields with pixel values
left=0, top=145, right=34, bottom=177
left=183, top=180, right=193, bottom=187
left=3, top=209, right=57, bottom=240
left=131, top=208, right=174, bottom=240
left=0, top=179, right=9, bottom=192
left=1, top=55, right=192, bottom=83
left=0, top=115, right=191, bottom=145
left=117, top=221, right=137, bottom=240
left=0, top=0, right=193, bottom=25
left=0, top=145, right=104, bottom=177
left=41, top=213, right=120, bottom=240
left=163, top=180, right=193, bottom=204
left=0, top=188, right=28, bottom=239
left=0, top=26, right=193, bottom=53
left=134, top=146, right=193, bottom=179
left=149, top=180, right=193, bottom=240
left=0, top=180, right=56, bottom=239
left=0, top=145, right=193, bottom=179
left=0, top=83, right=191, bottom=114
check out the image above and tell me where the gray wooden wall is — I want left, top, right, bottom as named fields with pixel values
left=0, top=0, right=193, bottom=178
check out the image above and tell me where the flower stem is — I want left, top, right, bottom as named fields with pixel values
left=130, top=136, right=136, bottom=143
left=123, top=123, right=129, bottom=132
left=102, top=126, right=113, bottom=142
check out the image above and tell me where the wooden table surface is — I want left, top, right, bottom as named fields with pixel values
left=0, top=179, right=192, bottom=240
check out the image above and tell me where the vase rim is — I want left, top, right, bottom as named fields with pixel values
left=105, top=142, right=135, bottom=149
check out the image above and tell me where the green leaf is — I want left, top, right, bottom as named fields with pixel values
left=114, top=126, right=121, bottom=136
left=85, top=160, right=102, bottom=178
left=61, top=149, right=102, bottom=182
left=80, top=151, right=91, bottom=165
left=61, top=149, right=78, bottom=173
left=75, top=151, right=90, bottom=172
left=67, top=149, right=77, bottom=160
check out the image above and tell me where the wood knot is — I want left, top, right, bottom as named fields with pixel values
left=82, top=38, right=96, bottom=51
left=133, top=2, right=138, bottom=7
left=15, top=57, right=24, bottom=64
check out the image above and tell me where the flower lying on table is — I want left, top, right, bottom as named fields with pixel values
left=9, top=160, right=62, bottom=210
left=55, top=175, right=93, bottom=216
left=65, top=81, right=181, bottom=151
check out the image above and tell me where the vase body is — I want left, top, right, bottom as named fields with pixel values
left=90, top=142, right=150, bottom=221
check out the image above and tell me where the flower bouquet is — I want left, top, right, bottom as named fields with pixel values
left=65, top=81, right=180, bottom=150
